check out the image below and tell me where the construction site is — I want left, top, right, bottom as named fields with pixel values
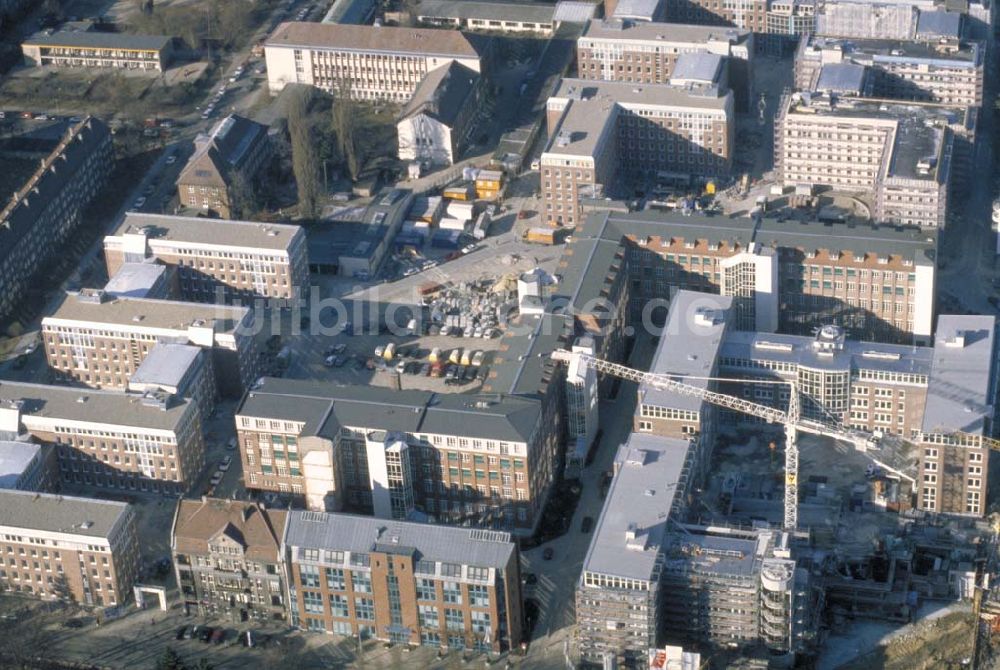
left=567, top=289, right=1000, bottom=668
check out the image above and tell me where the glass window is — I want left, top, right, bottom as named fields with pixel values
left=469, top=584, right=489, bottom=607
left=325, top=567, right=345, bottom=590
left=445, top=608, right=465, bottom=630
left=418, top=604, right=439, bottom=629
left=302, top=590, right=323, bottom=614
left=416, top=578, right=436, bottom=601
left=354, top=597, right=374, bottom=620
left=300, top=564, right=320, bottom=588
left=330, top=594, right=349, bottom=618
left=351, top=571, right=371, bottom=593
left=443, top=581, right=462, bottom=604
left=470, top=610, right=490, bottom=633
left=350, top=552, right=370, bottom=568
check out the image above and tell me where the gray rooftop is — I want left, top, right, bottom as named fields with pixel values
left=581, top=433, right=691, bottom=582
left=552, top=0, right=599, bottom=23
left=640, top=291, right=731, bottom=412
left=111, top=213, right=302, bottom=252
left=581, top=19, right=751, bottom=46
left=103, top=262, right=167, bottom=298
left=0, top=442, right=40, bottom=489
left=916, top=9, right=963, bottom=37
left=0, top=381, right=193, bottom=432
left=23, top=30, right=171, bottom=51
left=801, top=34, right=981, bottom=67
left=661, top=530, right=763, bottom=579
left=885, top=115, right=950, bottom=182
left=44, top=292, right=250, bottom=334
left=670, top=51, right=723, bottom=84
left=0, top=489, right=130, bottom=539
left=399, top=61, right=480, bottom=126
left=815, top=62, right=868, bottom=94
left=483, top=312, right=573, bottom=397
left=284, top=511, right=516, bottom=568
left=921, top=314, right=997, bottom=435
left=414, top=0, right=556, bottom=23
left=238, top=378, right=542, bottom=444
left=611, top=0, right=663, bottom=21
left=130, top=344, right=202, bottom=390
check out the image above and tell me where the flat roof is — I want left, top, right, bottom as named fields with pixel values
left=0, top=381, right=192, bottom=431
left=0, top=489, right=130, bottom=540
left=44, top=292, right=250, bottom=335
left=415, top=0, right=555, bottom=23
left=544, top=78, right=730, bottom=159
left=265, top=21, right=482, bottom=59
left=802, top=34, right=981, bottom=66
left=238, top=378, right=541, bottom=443
left=661, top=530, right=762, bottom=579
left=582, top=433, right=691, bottom=582
left=815, top=62, right=867, bottom=93
left=103, top=262, right=166, bottom=298
left=921, top=314, right=997, bottom=434
left=110, top=213, right=302, bottom=252
left=885, top=114, right=949, bottom=182
left=640, top=291, right=731, bottom=412
left=754, top=216, right=937, bottom=266
left=553, top=0, right=599, bottom=23
left=612, top=0, right=662, bottom=21
left=670, top=51, right=723, bottom=83
left=23, top=30, right=171, bottom=51
left=483, top=312, right=573, bottom=397
left=284, top=511, right=516, bottom=569
left=0, top=442, right=40, bottom=489
left=130, top=344, right=202, bottom=389
left=581, top=18, right=751, bottom=45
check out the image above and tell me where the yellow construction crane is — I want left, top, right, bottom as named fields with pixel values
left=550, top=349, right=915, bottom=531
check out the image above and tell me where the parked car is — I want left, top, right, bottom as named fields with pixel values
left=187, top=626, right=199, bottom=640
left=420, top=362, right=431, bottom=376
left=211, top=628, right=226, bottom=644
left=581, top=516, right=594, bottom=533
left=165, top=155, right=177, bottom=165
left=175, top=626, right=188, bottom=640
left=199, top=626, right=214, bottom=642
left=220, top=456, right=232, bottom=471
left=332, top=354, right=347, bottom=367
left=210, top=472, right=223, bottom=486
left=132, top=197, right=146, bottom=209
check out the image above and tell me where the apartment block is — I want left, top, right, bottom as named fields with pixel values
left=541, top=78, right=733, bottom=226
left=0, top=117, right=113, bottom=324
left=0, top=489, right=139, bottom=607
left=795, top=35, right=985, bottom=108
left=42, top=290, right=258, bottom=397
left=283, top=511, right=522, bottom=653
left=171, top=498, right=288, bottom=622
left=264, top=22, right=484, bottom=101
left=235, top=380, right=555, bottom=535
left=576, top=433, right=697, bottom=665
left=104, top=213, right=309, bottom=304
left=0, top=380, right=205, bottom=495
left=176, top=115, right=272, bottom=219
left=775, top=92, right=968, bottom=229
left=22, top=30, right=173, bottom=71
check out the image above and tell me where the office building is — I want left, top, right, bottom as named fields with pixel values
left=414, top=0, right=557, bottom=34
left=662, top=0, right=770, bottom=33
left=103, top=262, right=173, bottom=300
left=283, top=511, right=522, bottom=652
left=171, top=498, right=289, bottom=622
left=541, top=78, right=733, bottom=226
left=577, top=20, right=753, bottom=109
left=235, top=380, right=555, bottom=535
left=42, top=290, right=258, bottom=397
left=22, top=30, right=173, bottom=71
left=0, top=117, right=113, bottom=324
left=397, top=62, right=483, bottom=167
left=814, top=0, right=993, bottom=42
left=775, top=92, right=968, bottom=229
left=576, top=433, right=698, bottom=664
left=176, top=115, right=272, bottom=219
left=0, top=441, right=55, bottom=491
left=795, top=35, right=985, bottom=108
left=104, top=213, right=309, bottom=304
left=0, top=380, right=205, bottom=495
left=127, top=343, right=217, bottom=419
left=264, top=22, right=484, bottom=101
left=0, top=489, right=139, bottom=606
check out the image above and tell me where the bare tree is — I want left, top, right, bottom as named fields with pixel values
left=228, top=170, right=257, bottom=220
left=287, top=88, right=322, bottom=220
left=331, top=78, right=361, bottom=182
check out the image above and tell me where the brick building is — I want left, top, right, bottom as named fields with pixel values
left=171, top=498, right=289, bottom=622
left=283, top=511, right=522, bottom=653
left=0, top=490, right=139, bottom=607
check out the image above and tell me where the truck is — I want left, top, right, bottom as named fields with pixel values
left=383, top=342, right=397, bottom=361
left=429, top=347, right=442, bottom=363
left=525, top=227, right=570, bottom=245
left=448, top=349, right=461, bottom=365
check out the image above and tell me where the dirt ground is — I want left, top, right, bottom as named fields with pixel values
left=837, top=608, right=976, bottom=670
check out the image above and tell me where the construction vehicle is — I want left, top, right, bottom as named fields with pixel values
left=550, top=349, right=915, bottom=531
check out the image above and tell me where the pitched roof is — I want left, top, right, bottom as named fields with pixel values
left=399, top=61, right=480, bottom=126
left=173, top=498, right=287, bottom=562
left=178, top=115, right=269, bottom=189
left=266, top=21, right=483, bottom=59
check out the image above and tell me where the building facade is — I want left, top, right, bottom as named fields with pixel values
left=0, top=441, right=55, bottom=491
left=176, top=115, right=272, bottom=219
left=22, top=31, right=173, bottom=71
left=0, top=380, right=205, bottom=495
left=414, top=0, right=556, bottom=34
left=104, top=213, right=309, bottom=305
left=264, top=22, right=484, bottom=101
left=0, top=117, right=113, bottom=324
left=42, top=290, right=258, bottom=397
left=397, top=62, right=482, bottom=166
left=0, top=490, right=139, bottom=607
left=172, top=498, right=288, bottom=622
left=283, top=511, right=522, bottom=653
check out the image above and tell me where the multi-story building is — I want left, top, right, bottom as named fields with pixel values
left=176, top=115, right=272, bottom=219
left=0, top=441, right=55, bottom=491
left=576, top=433, right=698, bottom=665
left=235, top=380, right=556, bottom=535
left=563, top=209, right=937, bottom=346
left=42, top=290, right=258, bottom=397
left=103, top=262, right=173, bottom=300
left=104, top=213, right=309, bottom=305
left=775, top=92, right=968, bottom=229
left=397, top=62, right=482, bottom=167
left=21, top=30, right=173, bottom=71
left=0, top=380, right=205, bottom=495
left=814, top=0, right=994, bottom=42
left=662, top=0, right=770, bottom=33
left=0, top=489, right=139, bottom=606
left=414, top=0, right=557, bottom=34
left=126, top=343, right=217, bottom=420
left=283, top=511, right=522, bottom=653
left=263, top=22, right=484, bottom=101
left=0, top=117, right=113, bottom=324
left=541, top=78, right=733, bottom=226
left=171, top=498, right=288, bottom=622
left=795, top=35, right=985, bottom=108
